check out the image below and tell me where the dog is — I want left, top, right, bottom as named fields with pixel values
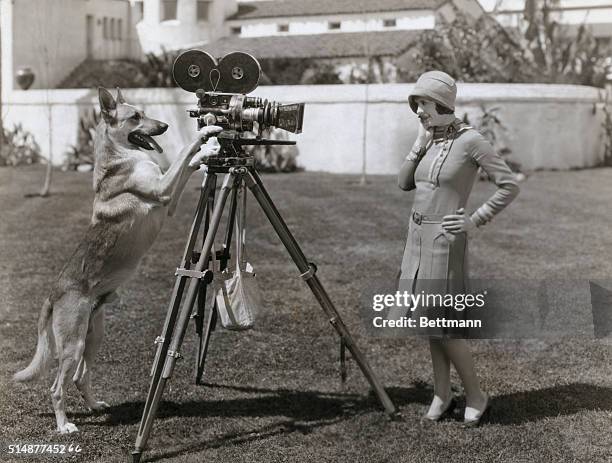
left=13, top=87, right=222, bottom=433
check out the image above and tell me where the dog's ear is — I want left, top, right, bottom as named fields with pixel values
left=98, top=87, right=117, bottom=124
left=115, top=87, right=126, bottom=105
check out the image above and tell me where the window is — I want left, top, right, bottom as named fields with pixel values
left=110, top=18, right=115, bottom=40
left=162, top=0, right=177, bottom=21
left=197, top=0, right=210, bottom=22
left=230, top=26, right=241, bottom=35
left=383, top=18, right=396, bottom=28
left=278, top=24, right=289, bottom=33
left=118, top=19, right=122, bottom=40
left=135, top=1, right=144, bottom=20
left=103, top=17, right=108, bottom=39
left=328, top=21, right=341, bottom=30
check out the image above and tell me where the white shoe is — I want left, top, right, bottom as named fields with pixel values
left=424, top=395, right=456, bottom=421
left=463, top=394, right=490, bottom=427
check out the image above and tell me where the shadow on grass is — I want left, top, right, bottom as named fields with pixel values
left=70, top=381, right=429, bottom=427
left=489, top=383, right=612, bottom=425
left=137, top=382, right=612, bottom=461
left=40, top=382, right=612, bottom=461
left=60, top=381, right=612, bottom=428
left=126, top=382, right=429, bottom=462
left=143, top=416, right=355, bottom=463
left=46, top=382, right=426, bottom=462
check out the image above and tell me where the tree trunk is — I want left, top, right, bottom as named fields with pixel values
left=38, top=22, right=54, bottom=197
left=39, top=100, right=53, bottom=197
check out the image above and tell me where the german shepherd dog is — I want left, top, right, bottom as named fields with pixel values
left=13, top=88, right=221, bottom=433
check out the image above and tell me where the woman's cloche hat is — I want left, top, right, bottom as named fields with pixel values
left=408, top=71, right=457, bottom=113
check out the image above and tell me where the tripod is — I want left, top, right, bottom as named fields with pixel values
left=131, top=152, right=398, bottom=462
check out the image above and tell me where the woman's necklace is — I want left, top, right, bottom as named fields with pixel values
left=432, top=118, right=465, bottom=142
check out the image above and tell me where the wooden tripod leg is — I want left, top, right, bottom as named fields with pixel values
left=243, top=169, right=398, bottom=417
left=194, top=174, right=218, bottom=383
left=340, top=338, right=347, bottom=383
left=195, top=299, right=217, bottom=385
left=195, top=176, right=240, bottom=383
left=138, top=172, right=214, bottom=438
left=132, top=171, right=237, bottom=463
left=193, top=176, right=217, bottom=337
left=196, top=177, right=242, bottom=384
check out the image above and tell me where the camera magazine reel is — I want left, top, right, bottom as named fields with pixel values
left=173, top=50, right=261, bottom=94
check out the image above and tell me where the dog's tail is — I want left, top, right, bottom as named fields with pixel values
left=13, top=298, right=54, bottom=382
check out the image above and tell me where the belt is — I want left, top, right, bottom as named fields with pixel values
left=412, top=211, right=445, bottom=225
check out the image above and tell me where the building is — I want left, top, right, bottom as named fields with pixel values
left=2, top=0, right=611, bottom=94
left=134, top=0, right=238, bottom=54
left=153, top=0, right=484, bottom=84
left=129, top=0, right=612, bottom=60
left=0, top=0, right=143, bottom=94
left=136, top=0, right=448, bottom=55
left=226, top=0, right=442, bottom=38
left=3, top=0, right=469, bottom=94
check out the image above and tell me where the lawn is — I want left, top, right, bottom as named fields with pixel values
left=1, top=166, right=611, bottom=463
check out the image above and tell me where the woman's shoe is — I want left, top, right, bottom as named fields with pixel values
left=462, top=394, right=490, bottom=428
left=423, top=395, right=456, bottom=422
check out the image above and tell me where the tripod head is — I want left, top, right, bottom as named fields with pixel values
left=203, top=130, right=297, bottom=170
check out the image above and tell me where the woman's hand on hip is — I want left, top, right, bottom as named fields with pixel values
left=442, top=208, right=476, bottom=234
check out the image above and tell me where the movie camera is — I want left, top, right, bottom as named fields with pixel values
left=173, top=50, right=305, bottom=162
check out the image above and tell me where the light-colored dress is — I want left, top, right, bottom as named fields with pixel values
left=396, top=120, right=519, bottom=336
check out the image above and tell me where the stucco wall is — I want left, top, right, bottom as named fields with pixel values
left=1, top=83, right=609, bottom=173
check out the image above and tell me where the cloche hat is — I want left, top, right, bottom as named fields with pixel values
left=408, top=71, right=457, bottom=113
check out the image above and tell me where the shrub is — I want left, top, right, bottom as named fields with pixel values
left=138, top=48, right=181, bottom=87
left=64, top=110, right=99, bottom=171
left=0, top=124, right=41, bottom=167
left=59, top=48, right=182, bottom=89
left=399, top=5, right=611, bottom=87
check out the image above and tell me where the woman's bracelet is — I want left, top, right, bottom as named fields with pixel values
left=405, top=145, right=426, bottom=162
left=405, top=152, right=419, bottom=162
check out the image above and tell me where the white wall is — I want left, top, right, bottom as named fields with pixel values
left=1, top=84, right=609, bottom=173
left=231, top=10, right=434, bottom=37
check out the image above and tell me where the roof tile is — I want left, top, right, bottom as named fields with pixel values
left=231, top=0, right=447, bottom=20
left=198, top=30, right=424, bottom=59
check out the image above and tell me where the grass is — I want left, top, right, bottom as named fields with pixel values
left=0, top=165, right=611, bottom=463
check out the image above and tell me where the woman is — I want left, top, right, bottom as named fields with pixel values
left=397, top=71, right=519, bottom=426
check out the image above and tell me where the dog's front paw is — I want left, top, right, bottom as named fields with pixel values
left=58, top=422, right=79, bottom=434
left=188, top=138, right=221, bottom=168
left=89, top=400, right=110, bottom=412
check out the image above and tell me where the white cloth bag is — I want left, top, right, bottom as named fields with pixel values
left=213, top=185, right=263, bottom=330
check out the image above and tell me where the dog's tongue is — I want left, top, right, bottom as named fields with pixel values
left=148, top=136, right=163, bottom=154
